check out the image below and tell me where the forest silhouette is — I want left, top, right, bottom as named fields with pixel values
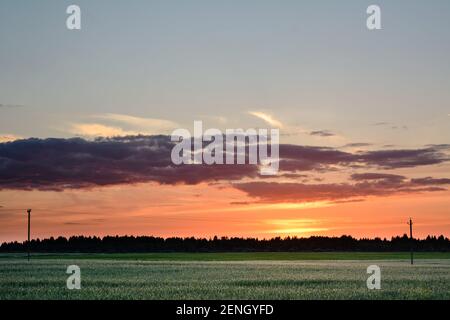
left=1, top=234, right=449, bottom=252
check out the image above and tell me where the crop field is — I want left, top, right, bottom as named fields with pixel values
left=0, top=253, right=449, bottom=300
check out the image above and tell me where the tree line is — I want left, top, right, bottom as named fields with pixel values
left=1, top=234, right=449, bottom=252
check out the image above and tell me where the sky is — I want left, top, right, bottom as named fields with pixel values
left=1, top=0, right=449, bottom=242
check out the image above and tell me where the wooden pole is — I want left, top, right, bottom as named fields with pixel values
left=27, top=209, right=31, bottom=261
left=408, top=218, right=413, bottom=265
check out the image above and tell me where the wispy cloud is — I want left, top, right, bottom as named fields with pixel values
left=248, top=111, right=283, bottom=128
left=69, top=123, right=138, bottom=137
left=67, top=113, right=179, bottom=138
left=93, top=113, right=178, bottom=133
left=247, top=111, right=344, bottom=142
left=309, top=130, right=335, bottom=137
left=341, top=143, right=373, bottom=148
left=373, top=122, right=389, bottom=126
left=0, top=104, right=24, bottom=108
left=0, top=134, right=22, bottom=143
left=372, top=122, right=407, bottom=130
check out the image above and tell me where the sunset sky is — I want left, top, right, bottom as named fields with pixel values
left=1, top=0, right=449, bottom=242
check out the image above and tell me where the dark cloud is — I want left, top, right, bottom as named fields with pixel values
left=278, top=144, right=449, bottom=172
left=309, top=130, right=335, bottom=137
left=0, top=136, right=258, bottom=191
left=425, top=144, right=450, bottom=150
left=278, top=144, right=354, bottom=172
left=342, top=143, right=373, bottom=148
left=350, top=173, right=406, bottom=183
left=235, top=171, right=450, bottom=203
left=0, top=136, right=449, bottom=191
left=356, top=147, right=450, bottom=169
left=234, top=180, right=447, bottom=204
left=411, top=177, right=450, bottom=185
left=257, top=172, right=309, bottom=180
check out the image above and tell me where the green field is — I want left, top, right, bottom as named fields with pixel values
left=1, top=253, right=449, bottom=300
left=1, top=251, right=449, bottom=261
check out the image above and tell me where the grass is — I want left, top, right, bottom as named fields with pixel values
left=1, top=251, right=449, bottom=261
left=0, top=253, right=449, bottom=300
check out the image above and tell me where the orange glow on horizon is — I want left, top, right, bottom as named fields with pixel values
left=0, top=182, right=449, bottom=243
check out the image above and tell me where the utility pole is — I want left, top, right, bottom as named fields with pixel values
left=407, top=218, right=413, bottom=265
left=27, top=209, right=31, bottom=261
